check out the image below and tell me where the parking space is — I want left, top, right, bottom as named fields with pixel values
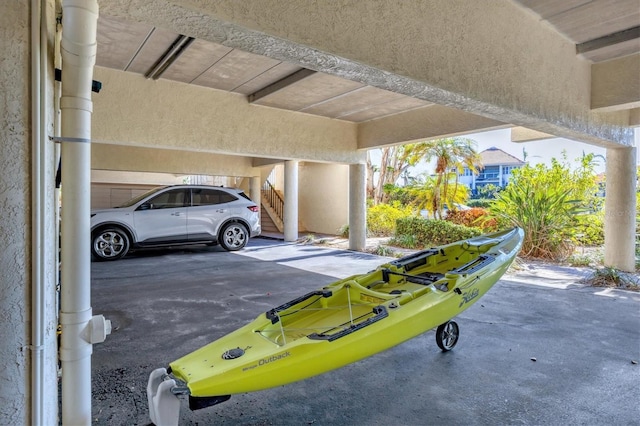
left=91, top=238, right=640, bottom=425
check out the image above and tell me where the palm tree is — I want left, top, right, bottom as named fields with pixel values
left=368, top=142, right=435, bottom=204
left=424, top=138, right=482, bottom=218
left=408, top=173, right=469, bottom=217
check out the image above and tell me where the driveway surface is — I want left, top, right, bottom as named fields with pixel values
left=90, top=238, right=640, bottom=425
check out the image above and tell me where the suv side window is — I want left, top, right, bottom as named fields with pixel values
left=146, top=189, right=187, bottom=209
left=191, top=189, right=237, bottom=206
left=191, top=188, right=236, bottom=207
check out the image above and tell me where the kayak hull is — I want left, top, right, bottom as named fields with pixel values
left=168, top=227, right=524, bottom=398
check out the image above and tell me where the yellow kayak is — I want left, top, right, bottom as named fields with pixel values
left=148, top=227, right=523, bottom=423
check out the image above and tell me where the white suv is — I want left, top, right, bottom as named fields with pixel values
left=90, top=185, right=261, bottom=261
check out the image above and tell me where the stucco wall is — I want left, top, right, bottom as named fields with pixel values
left=92, top=143, right=257, bottom=177
left=298, top=162, right=349, bottom=235
left=1, top=2, right=59, bottom=423
left=0, top=3, right=31, bottom=423
left=92, top=67, right=363, bottom=163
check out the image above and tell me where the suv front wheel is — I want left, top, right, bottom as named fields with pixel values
left=218, top=222, right=248, bottom=251
left=92, top=227, right=130, bottom=261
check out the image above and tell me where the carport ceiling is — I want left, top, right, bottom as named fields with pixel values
left=96, top=1, right=640, bottom=123
left=96, top=15, right=431, bottom=123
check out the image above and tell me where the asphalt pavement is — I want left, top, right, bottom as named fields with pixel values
left=90, top=238, right=640, bottom=425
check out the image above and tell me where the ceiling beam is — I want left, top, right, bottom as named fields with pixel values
left=358, top=105, right=507, bottom=149
left=510, top=127, right=554, bottom=143
left=591, top=53, right=640, bottom=112
left=248, top=68, right=316, bottom=103
left=577, top=26, right=640, bottom=54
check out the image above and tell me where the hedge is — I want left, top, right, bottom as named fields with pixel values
left=395, top=217, right=482, bottom=248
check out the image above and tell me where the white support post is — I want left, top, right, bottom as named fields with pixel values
left=604, top=145, right=637, bottom=272
left=349, top=163, right=366, bottom=251
left=284, top=160, right=299, bottom=242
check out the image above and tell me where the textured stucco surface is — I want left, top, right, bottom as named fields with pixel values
left=99, top=0, right=633, bottom=148
left=298, top=162, right=349, bottom=235
left=92, top=67, right=362, bottom=164
left=0, top=2, right=30, bottom=423
left=92, top=143, right=256, bottom=177
left=591, top=53, right=640, bottom=111
left=604, top=146, right=638, bottom=272
left=358, top=104, right=507, bottom=149
left=1, top=2, right=59, bottom=424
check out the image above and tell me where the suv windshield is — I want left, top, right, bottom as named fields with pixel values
left=117, top=187, right=165, bottom=208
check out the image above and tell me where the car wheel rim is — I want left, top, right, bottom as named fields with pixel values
left=224, top=225, right=246, bottom=248
left=94, top=231, right=126, bottom=258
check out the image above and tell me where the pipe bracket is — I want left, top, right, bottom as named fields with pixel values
left=49, top=136, right=91, bottom=144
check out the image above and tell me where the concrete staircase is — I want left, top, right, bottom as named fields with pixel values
left=260, top=206, right=281, bottom=234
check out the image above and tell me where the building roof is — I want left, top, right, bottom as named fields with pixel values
left=480, top=147, right=525, bottom=167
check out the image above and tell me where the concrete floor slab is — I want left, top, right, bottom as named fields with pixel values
left=90, top=239, right=640, bottom=425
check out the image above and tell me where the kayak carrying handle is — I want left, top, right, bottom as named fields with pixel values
left=266, top=290, right=332, bottom=324
left=390, top=249, right=439, bottom=272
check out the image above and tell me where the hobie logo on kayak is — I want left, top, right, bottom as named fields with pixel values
left=458, top=288, right=479, bottom=308
left=258, top=351, right=291, bottom=366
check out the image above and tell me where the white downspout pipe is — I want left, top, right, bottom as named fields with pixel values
left=30, top=0, right=46, bottom=423
left=59, top=1, right=109, bottom=425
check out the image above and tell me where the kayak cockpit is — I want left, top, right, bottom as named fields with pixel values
left=256, top=281, right=402, bottom=345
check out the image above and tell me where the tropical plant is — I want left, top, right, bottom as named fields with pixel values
left=367, top=202, right=413, bottom=237
left=366, top=143, right=434, bottom=204
left=446, top=207, right=499, bottom=232
left=405, top=173, right=469, bottom=216
left=489, top=157, right=599, bottom=260
left=423, top=138, right=482, bottom=218
left=366, top=138, right=481, bottom=208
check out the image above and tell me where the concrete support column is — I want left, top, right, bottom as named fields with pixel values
left=249, top=175, right=261, bottom=231
left=349, top=163, right=367, bottom=251
left=604, top=146, right=637, bottom=272
left=249, top=175, right=261, bottom=206
left=284, top=160, right=298, bottom=242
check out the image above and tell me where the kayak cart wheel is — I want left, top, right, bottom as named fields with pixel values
left=436, top=320, right=459, bottom=352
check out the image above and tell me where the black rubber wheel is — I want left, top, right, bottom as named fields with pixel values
left=92, top=227, right=130, bottom=261
left=436, top=320, right=459, bottom=351
left=218, top=222, right=248, bottom=251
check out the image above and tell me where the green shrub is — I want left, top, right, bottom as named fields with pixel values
left=389, top=234, right=419, bottom=249
left=488, top=158, right=601, bottom=261
left=467, top=199, right=493, bottom=208
left=395, top=217, right=482, bottom=248
left=371, top=245, right=395, bottom=257
left=572, top=213, right=604, bottom=246
left=446, top=207, right=498, bottom=232
left=367, top=202, right=413, bottom=237
left=566, top=254, right=593, bottom=267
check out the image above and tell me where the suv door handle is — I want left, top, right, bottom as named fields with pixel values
left=170, top=212, right=182, bottom=216
left=216, top=209, right=226, bottom=213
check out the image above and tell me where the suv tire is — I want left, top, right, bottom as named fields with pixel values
left=218, top=222, right=248, bottom=251
left=92, top=227, right=130, bottom=261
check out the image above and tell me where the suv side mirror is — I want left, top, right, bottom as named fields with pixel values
left=137, top=202, right=152, bottom=211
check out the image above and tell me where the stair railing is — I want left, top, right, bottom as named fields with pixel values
left=262, top=179, right=284, bottom=223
